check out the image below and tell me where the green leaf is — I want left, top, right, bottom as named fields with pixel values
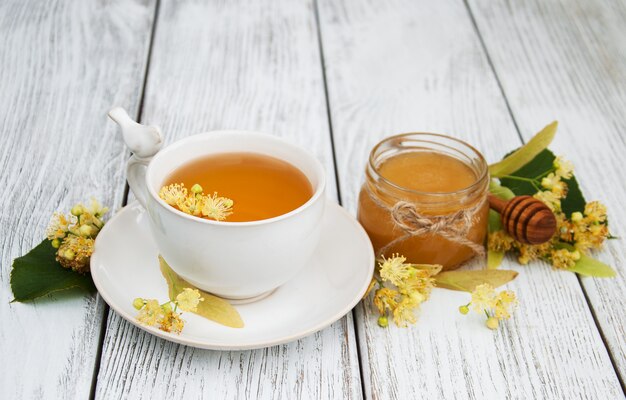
left=489, top=121, right=557, bottom=178
left=569, top=254, right=616, bottom=278
left=560, top=175, right=586, bottom=217
left=489, top=179, right=515, bottom=201
left=10, top=240, right=95, bottom=302
left=159, top=256, right=244, bottom=328
left=499, top=149, right=554, bottom=194
left=488, top=209, right=502, bottom=232
left=435, top=269, right=518, bottom=292
left=499, top=148, right=586, bottom=217
left=487, top=207, right=505, bottom=269
left=487, top=251, right=505, bottom=270
left=555, top=242, right=616, bottom=278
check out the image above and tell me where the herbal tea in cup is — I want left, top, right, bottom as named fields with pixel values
left=162, top=152, right=314, bottom=222
left=108, top=107, right=326, bottom=301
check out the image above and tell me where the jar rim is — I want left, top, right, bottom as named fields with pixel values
left=367, top=132, right=489, bottom=197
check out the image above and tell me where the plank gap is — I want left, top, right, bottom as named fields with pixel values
left=575, top=274, right=626, bottom=394
left=464, top=0, right=625, bottom=392
left=89, top=0, right=162, bottom=398
left=94, top=0, right=363, bottom=397
left=89, top=306, right=111, bottom=400
left=316, top=0, right=624, bottom=396
left=313, top=0, right=366, bottom=397
left=136, top=0, right=162, bottom=125
left=462, top=0, right=524, bottom=144
left=313, top=0, right=344, bottom=204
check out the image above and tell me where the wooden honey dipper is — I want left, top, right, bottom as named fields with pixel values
left=488, top=194, right=557, bottom=245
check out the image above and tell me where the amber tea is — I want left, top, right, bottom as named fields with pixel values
left=163, top=152, right=313, bottom=222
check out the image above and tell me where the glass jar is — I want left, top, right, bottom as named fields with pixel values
left=357, top=133, right=489, bottom=270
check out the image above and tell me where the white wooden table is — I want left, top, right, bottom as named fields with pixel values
left=1, top=0, right=625, bottom=398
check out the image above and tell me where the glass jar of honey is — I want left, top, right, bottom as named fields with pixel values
left=357, top=133, right=489, bottom=270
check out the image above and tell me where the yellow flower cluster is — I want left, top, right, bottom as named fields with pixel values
left=176, top=287, right=204, bottom=311
left=533, top=155, right=573, bottom=212
left=550, top=248, right=581, bottom=270
left=46, top=198, right=108, bottom=273
left=368, top=254, right=441, bottom=328
left=133, top=288, right=204, bottom=334
left=489, top=156, right=609, bottom=271
left=459, top=283, right=517, bottom=330
left=159, top=183, right=234, bottom=221
left=565, top=202, right=609, bottom=253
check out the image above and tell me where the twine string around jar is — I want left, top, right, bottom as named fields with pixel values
left=366, top=185, right=486, bottom=260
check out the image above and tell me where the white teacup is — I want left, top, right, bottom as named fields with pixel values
left=109, top=108, right=326, bottom=301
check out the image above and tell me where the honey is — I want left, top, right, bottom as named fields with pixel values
left=357, top=134, right=489, bottom=270
left=377, top=151, right=477, bottom=193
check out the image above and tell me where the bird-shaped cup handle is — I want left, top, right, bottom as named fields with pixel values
left=108, top=107, right=163, bottom=208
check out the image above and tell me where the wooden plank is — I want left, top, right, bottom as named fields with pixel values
left=0, top=0, right=156, bottom=399
left=468, top=0, right=626, bottom=385
left=316, top=0, right=623, bottom=398
left=94, top=0, right=362, bottom=399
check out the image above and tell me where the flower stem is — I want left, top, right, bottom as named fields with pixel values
left=501, top=175, right=542, bottom=192
left=535, top=169, right=555, bottom=180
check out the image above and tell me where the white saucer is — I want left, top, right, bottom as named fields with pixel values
left=91, top=200, right=374, bottom=350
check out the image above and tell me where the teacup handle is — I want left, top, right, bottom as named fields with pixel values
left=125, top=155, right=152, bottom=207
left=108, top=107, right=163, bottom=208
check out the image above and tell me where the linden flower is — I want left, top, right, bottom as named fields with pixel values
left=160, top=311, right=185, bottom=334
left=551, top=181, right=568, bottom=198
left=461, top=284, right=518, bottom=330
left=551, top=248, right=580, bottom=270
left=540, top=173, right=561, bottom=190
left=494, top=291, right=517, bottom=320
left=201, top=193, right=234, bottom=221
left=486, top=317, right=500, bottom=330
left=488, top=230, right=515, bottom=253
left=556, top=213, right=575, bottom=242
left=398, top=270, right=435, bottom=298
left=540, top=171, right=568, bottom=198
left=137, top=299, right=164, bottom=326
left=369, top=254, right=440, bottom=328
left=534, top=190, right=561, bottom=212
left=471, top=283, right=497, bottom=313
left=576, top=225, right=608, bottom=253
left=56, top=235, right=95, bottom=273
left=45, top=199, right=108, bottom=273
left=160, top=183, right=235, bottom=221
left=584, top=201, right=607, bottom=224
left=379, top=254, right=412, bottom=286
left=517, top=242, right=551, bottom=265
left=87, top=197, right=109, bottom=217
left=178, top=195, right=204, bottom=216
left=176, top=288, right=204, bottom=312
left=392, top=296, right=419, bottom=328
left=134, top=298, right=190, bottom=334
left=589, top=223, right=609, bottom=239
left=65, top=235, right=95, bottom=258
left=573, top=234, right=593, bottom=253
left=74, top=213, right=102, bottom=235
left=562, top=201, right=610, bottom=253
left=408, top=290, right=426, bottom=304
left=373, top=287, right=399, bottom=315
left=46, top=212, right=74, bottom=240
left=159, top=183, right=188, bottom=206
left=554, top=156, right=574, bottom=179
